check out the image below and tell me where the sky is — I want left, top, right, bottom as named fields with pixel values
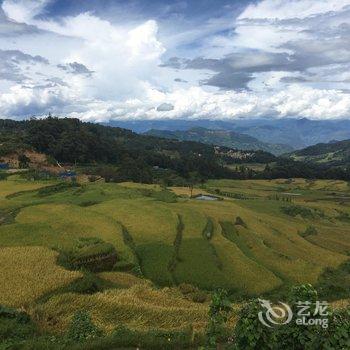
left=0, top=0, right=350, bottom=121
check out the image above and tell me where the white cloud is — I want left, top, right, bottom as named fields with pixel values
left=2, top=0, right=49, bottom=23
left=1, top=0, right=166, bottom=104
left=239, top=0, right=350, bottom=20
left=0, top=0, right=350, bottom=122
left=55, top=85, right=350, bottom=122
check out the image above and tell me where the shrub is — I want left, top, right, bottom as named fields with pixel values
left=233, top=284, right=350, bottom=350
left=206, top=289, right=232, bottom=348
left=113, top=260, right=135, bottom=272
left=66, top=311, right=102, bottom=343
left=37, top=182, right=79, bottom=197
left=18, top=154, right=30, bottom=168
left=300, top=226, right=318, bottom=237
left=202, top=218, right=214, bottom=240
left=317, top=261, right=350, bottom=300
left=57, top=237, right=117, bottom=272
left=0, top=305, right=30, bottom=324
left=88, top=175, right=99, bottom=182
left=234, top=299, right=274, bottom=350
left=235, top=216, right=247, bottom=228
left=179, top=283, right=197, bottom=295
left=0, top=306, right=36, bottom=347
left=178, top=283, right=208, bottom=303
left=191, top=290, right=208, bottom=303
left=64, top=273, right=116, bottom=295
left=281, top=205, right=320, bottom=219
left=0, top=172, right=9, bottom=181
left=323, top=308, right=350, bottom=349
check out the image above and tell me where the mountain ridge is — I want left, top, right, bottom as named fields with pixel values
left=144, top=127, right=293, bottom=155
left=105, top=118, right=350, bottom=149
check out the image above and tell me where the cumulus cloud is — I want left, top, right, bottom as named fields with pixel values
left=61, top=85, right=350, bottom=122
left=0, top=0, right=350, bottom=121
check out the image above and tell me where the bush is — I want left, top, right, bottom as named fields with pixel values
left=300, top=226, right=318, bottom=237
left=202, top=218, right=214, bottom=240
left=18, top=154, right=30, bottom=168
left=191, top=290, right=208, bottom=303
left=0, top=306, right=36, bottom=347
left=234, top=299, right=274, bottom=350
left=281, top=205, right=321, bottom=219
left=64, top=272, right=116, bottom=295
left=113, top=260, right=135, bottom=272
left=57, top=237, right=117, bottom=272
left=317, top=261, right=350, bottom=300
left=206, top=289, right=232, bottom=348
left=66, top=311, right=102, bottom=343
left=323, top=308, right=350, bottom=349
left=0, top=172, right=10, bottom=181
left=234, top=284, right=350, bottom=350
left=178, top=283, right=208, bottom=303
left=0, top=305, right=30, bottom=324
left=37, top=182, right=79, bottom=197
left=179, top=283, right=197, bottom=295
left=235, top=216, right=247, bottom=228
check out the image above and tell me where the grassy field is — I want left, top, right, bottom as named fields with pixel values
left=0, top=175, right=349, bottom=337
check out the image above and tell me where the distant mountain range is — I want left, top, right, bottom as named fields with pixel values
left=106, top=118, right=350, bottom=150
left=145, top=127, right=293, bottom=155
left=287, top=139, right=350, bottom=168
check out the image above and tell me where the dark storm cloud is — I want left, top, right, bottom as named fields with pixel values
left=162, top=20, right=350, bottom=90
left=200, top=72, right=253, bottom=90
left=57, top=62, right=94, bottom=76
left=157, top=103, right=174, bottom=111
left=162, top=51, right=293, bottom=90
left=0, top=49, right=49, bottom=64
left=46, top=77, right=70, bottom=87
left=0, top=49, right=49, bottom=82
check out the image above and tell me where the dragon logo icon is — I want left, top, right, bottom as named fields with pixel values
left=258, top=299, right=293, bottom=327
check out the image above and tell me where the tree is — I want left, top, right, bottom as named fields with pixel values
left=18, top=154, right=30, bottom=168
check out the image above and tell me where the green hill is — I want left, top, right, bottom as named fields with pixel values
left=145, top=127, right=293, bottom=155
left=288, top=139, right=350, bottom=168
left=0, top=117, right=239, bottom=182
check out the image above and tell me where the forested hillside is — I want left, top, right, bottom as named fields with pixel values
left=0, top=117, right=240, bottom=183
left=145, top=127, right=293, bottom=155
left=288, top=139, right=350, bottom=168
left=0, top=117, right=349, bottom=182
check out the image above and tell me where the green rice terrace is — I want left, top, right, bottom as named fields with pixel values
left=0, top=174, right=350, bottom=348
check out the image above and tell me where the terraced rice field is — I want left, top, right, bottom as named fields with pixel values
left=0, top=246, right=81, bottom=307
left=0, top=176, right=349, bottom=333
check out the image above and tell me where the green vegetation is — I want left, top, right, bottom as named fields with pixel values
left=0, top=175, right=349, bottom=348
left=234, top=284, right=350, bottom=350
left=281, top=204, right=318, bottom=218
left=288, top=139, right=350, bottom=168
left=205, top=289, right=232, bottom=348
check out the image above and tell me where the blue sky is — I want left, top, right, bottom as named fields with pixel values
left=0, top=0, right=350, bottom=121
